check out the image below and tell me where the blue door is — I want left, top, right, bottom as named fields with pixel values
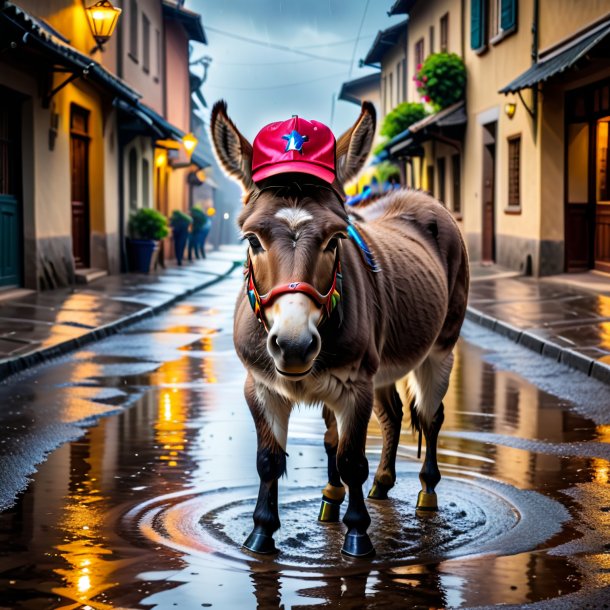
left=0, top=98, right=22, bottom=287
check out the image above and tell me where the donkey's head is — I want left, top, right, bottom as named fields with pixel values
left=210, top=101, right=375, bottom=379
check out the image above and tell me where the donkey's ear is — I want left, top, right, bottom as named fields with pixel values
left=335, top=101, right=376, bottom=186
left=210, top=100, right=254, bottom=193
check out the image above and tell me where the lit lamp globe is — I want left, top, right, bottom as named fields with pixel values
left=85, top=0, right=121, bottom=49
left=207, top=207, right=216, bottom=217
left=182, top=133, right=198, bottom=158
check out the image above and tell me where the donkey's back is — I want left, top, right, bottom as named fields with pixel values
left=354, top=189, right=469, bottom=405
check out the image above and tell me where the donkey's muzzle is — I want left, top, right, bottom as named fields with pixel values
left=269, top=331, right=320, bottom=375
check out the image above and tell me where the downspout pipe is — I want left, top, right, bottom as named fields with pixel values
left=532, top=0, right=539, bottom=140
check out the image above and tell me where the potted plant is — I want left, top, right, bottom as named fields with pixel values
left=188, top=205, right=212, bottom=260
left=127, top=207, right=169, bottom=273
left=169, top=210, right=192, bottom=266
left=414, top=52, right=466, bottom=111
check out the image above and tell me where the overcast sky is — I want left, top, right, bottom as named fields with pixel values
left=185, top=0, right=403, bottom=142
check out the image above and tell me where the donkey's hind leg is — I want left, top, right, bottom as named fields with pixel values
left=318, top=406, right=346, bottom=522
left=368, top=385, right=403, bottom=500
left=410, top=351, right=453, bottom=512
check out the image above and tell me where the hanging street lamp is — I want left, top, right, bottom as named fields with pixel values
left=85, top=0, right=122, bottom=53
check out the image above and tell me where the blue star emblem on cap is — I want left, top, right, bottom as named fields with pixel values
left=282, top=130, right=308, bottom=153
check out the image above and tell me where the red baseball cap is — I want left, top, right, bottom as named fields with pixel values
left=251, top=115, right=336, bottom=184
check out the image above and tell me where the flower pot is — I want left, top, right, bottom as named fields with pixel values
left=172, top=228, right=189, bottom=265
left=127, top=238, right=157, bottom=273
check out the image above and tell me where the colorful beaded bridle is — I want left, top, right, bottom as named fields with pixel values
left=245, top=247, right=343, bottom=333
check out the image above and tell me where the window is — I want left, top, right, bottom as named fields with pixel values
left=452, top=154, right=461, bottom=215
left=429, top=25, right=435, bottom=54
left=471, top=0, right=517, bottom=50
left=129, top=0, right=138, bottom=60
left=415, top=38, right=424, bottom=72
left=437, top=157, right=446, bottom=205
left=440, top=13, right=449, bottom=52
left=389, top=72, right=393, bottom=108
left=401, top=58, right=407, bottom=100
left=142, top=14, right=150, bottom=73
left=487, top=0, right=502, bottom=40
left=155, top=28, right=161, bottom=80
left=382, top=75, right=387, bottom=113
left=507, top=135, right=521, bottom=209
left=426, top=165, right=435, bottom=196
left=396, top=63, right=401, bottom=104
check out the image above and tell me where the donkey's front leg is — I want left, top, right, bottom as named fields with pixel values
left=335, top=384, right=375, bottom=557
left=243, top=374, right=291, bottom=554
left=318, top=405, right=346, bottom=522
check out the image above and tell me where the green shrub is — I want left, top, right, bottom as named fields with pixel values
left=190, top=205, right=210, bottom=231
left=128, top=207, right=169, bottom=241
left=169, top=210, right=192, bottom=230
left=414, top=52, right=466, bottom=110
left=380, top=102, right=428, bottom=139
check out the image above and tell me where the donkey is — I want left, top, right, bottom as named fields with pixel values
left=210, top=100, right=469, bottom=558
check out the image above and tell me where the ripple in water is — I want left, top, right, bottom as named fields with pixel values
left=125, top=465, right=568, bottom=574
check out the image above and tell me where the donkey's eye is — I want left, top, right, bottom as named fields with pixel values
left=246, top=234, right=264, bottom=252
left=324, top=233, right=345, bottom=252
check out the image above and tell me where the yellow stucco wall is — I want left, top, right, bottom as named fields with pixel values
left=538, top=0, right=610, bottom=53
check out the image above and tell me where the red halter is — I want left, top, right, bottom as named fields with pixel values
left=244, top=249, right=342, bottom=332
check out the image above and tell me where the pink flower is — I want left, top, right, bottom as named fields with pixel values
left=416, top=63, right=422, bottom=70
left=423, top=76, right=428, bottom=82
left=423, top=95, right=431, bottom=102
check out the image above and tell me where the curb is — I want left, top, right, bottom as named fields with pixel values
left=0, top=261, right=242, bottom=384
left=466, top=306, right=610, bottom=385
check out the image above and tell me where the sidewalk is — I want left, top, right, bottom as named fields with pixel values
left=2, top=250, right=610, bottom=385
left=0, top=246, right=246, bottom=382
left=468, top=264, right=610, bottom=384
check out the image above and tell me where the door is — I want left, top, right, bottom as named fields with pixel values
left=482, top=122, right=496, bottom=262
left=594, top=116, right=610, bottom=273
left=565, top=79, right=610, bottom=272
left=70, top=105, right=90, bottom=268
left=0, top=96, right=22, bottom=287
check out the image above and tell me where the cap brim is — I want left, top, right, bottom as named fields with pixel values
left=252, top=161, right=335, bottom=184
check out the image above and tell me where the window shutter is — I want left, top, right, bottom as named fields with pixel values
left=471, top=0, right=485, bottom=50
left=501, top=0, right=516, bottom=32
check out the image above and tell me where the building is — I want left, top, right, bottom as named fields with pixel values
left=369, top=0, right=610, bottom=276
left=0, top=0, right=208, bottom=292
left=385, top=0, right=466, bottom=210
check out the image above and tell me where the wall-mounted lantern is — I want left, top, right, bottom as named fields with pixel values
left=504, top=102, right=517, bottom=120
left=85, top=0, right=122, bottom=53
left=182, top=133, right=198, bottom=158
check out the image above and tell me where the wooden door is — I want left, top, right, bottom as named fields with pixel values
left=70, top=106, right=90, bottom=269
left=482, top=123, right=496, bottom=262
left=0, top=97, right=22, bottom=287
left=594, top=117, right=610, bottom=273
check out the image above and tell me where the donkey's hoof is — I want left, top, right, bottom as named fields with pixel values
left=318, top=496, right=341, bottom=522
left=368, top=481, right=391, bottom=500
left=341, top=530, right=375, bottom=558
left=243, top=528, right=278, bottom=554
left=415, top=490, right=438, bottom=512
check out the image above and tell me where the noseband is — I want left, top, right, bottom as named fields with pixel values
left=245, top=248, right=342, bottom=333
